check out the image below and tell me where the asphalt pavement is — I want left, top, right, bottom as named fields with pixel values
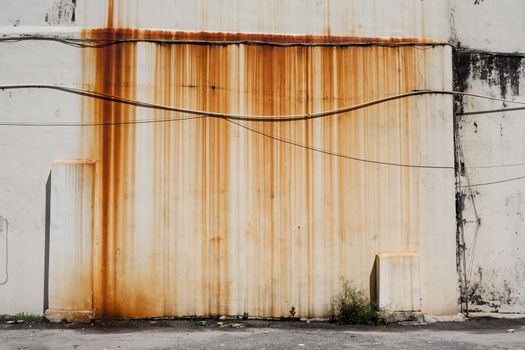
left=1, top=316, right=524, bottom=349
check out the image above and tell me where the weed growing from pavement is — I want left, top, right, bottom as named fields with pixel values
left=289, top=306, right=296, bottom=318
left=3, top=313, right=46, bottom=323
left=330, top=280, right=381, bottom=324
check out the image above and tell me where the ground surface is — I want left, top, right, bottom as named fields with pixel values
left=1, top=317, right=524, bottom=349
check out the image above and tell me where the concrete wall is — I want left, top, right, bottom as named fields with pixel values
left=453, top=0, right=525, bottom=313
left=451, top=0, right=525, bottom=53
left=1, top=0, right=451, bottom=39
left=0, top=0, right=458, bottom=317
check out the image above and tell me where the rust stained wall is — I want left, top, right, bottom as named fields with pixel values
left=80, top=0, right=440, bottom=316
left=81, top=27, right=444, bottom=45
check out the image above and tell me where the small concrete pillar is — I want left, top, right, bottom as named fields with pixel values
left=45, top=160, right=95, bottom=322
left=376, top=252, right=421, bottom=312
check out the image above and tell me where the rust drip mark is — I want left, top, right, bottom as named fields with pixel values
left=83, top=27, right=137, bottom=318
left=107, top=0, right=114, bottom=28
left=81, top=26, right=428, bottom=318
left=206, top=45, right=233, bottom=316
left=85, top=27, right=445, bottom=46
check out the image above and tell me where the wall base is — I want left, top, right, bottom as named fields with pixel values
left=45, top=309, right=94, bottom=323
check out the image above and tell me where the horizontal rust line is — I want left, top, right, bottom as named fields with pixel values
left=52, top=160, right=97, bottom=164
left=88, top=28, right=447, bottom=45
left=88, top=28, right=448, bottom=46
left=0, top=28, right=447, bottom=47
left=0, top=37, right=449, bottom=48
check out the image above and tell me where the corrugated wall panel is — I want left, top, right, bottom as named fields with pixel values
left=48, top=161, right=95, bottom=314
left=0, top=0, right=451, bottom=42
left=79, top=34, right=455, bottom=318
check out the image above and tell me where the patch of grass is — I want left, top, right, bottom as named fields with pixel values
left=7, top=313, right=46, bottom=323
left=242, top=312, right=249, bottom=320
left=330, top=280, right=380, bottom=324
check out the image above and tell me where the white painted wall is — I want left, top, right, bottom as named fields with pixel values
left=452, top=0, right=525, bottom=313
left=0, top=40, right=84, bottom=314
left=1, top=0, right=451, bottom=40
left=452, top=0, right=525, bottom=53
left=0, top=0, right=460, bottom=317
left=455, top=57, right=525, bottom=313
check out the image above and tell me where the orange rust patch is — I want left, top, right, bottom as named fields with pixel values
left=82, top=27, right=137, bottom=318
left=82, top=25, right=430, bottom=318
left=86, top=27, right=444, bottom=45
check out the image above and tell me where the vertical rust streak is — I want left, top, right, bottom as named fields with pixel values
left=82, top=26, right=136, bottom=318
left=79, top=28, right=426, bottom=318
left=107, top=0, right=114, bottom=28
left=321, top=46, right=335, bottom=302
left=305, top=46, right=313, bottom=317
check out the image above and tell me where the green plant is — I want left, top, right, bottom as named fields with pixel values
left=330, top=280, right=380, bottom=324
left=289, top=306, right=296, bottom=318
left=242, top=312, right=249, bottom=320
left=8, top=313, right=45, bottom=323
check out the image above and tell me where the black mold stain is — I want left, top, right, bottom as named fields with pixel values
left=451, top=46, right=525, bottom=312
left=467, top=267, right=516, bottom=311
left=452, top=49, right=472, bottom=115
left=45, top=0, right=77, bottom=25
left=454, top=49, right=524, bottom=98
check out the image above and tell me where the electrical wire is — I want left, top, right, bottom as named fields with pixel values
left=458, top=106, right=525, bottom=116
left=0, top=35, right=447, bottom=48
left=0, top=114, right=203, bottom=127
left=0, top=85, right=449, bottom=123
left=227, top=119, right=452, bottom=169
left=0, top=217, right=8, bottom=286
left=457, top=139, right=482, bottom=285
left=469, top=162, right=525, bottom=169
left=2, top=85, right=525, bottom=127
left=2, top=84, right=525, bottom=174
left=462, top=174, right=525, bottom=187
left=0, top=85, right=458, bottom=168
left=0, top=85, right=431, bottom=123
left=2, top=84, right=525, bottom=171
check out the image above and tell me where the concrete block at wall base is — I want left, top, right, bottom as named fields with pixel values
left=376, top=252, right=421, bottom=312
left=381, top=311, right=425, bottom=324
left=48, top=161, right=95, bottom=316
left=45, top=309, right=94, bottom=323
left=382, top=312, right=466, bottom=325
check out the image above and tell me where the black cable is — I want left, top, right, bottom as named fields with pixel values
left=2, top=85, right=525, bottom=173
left=0, top=85, right=453, bottom=123
left=461, top=174, right=525, bottom=187
left=458, top=106, right=525, bottom=116
left=0, top=114, right=203, bottom=127
left=1, top=85, right=525, bottom=126
left=0, top=35, right=447, bottom=48
left=469, top=162, right=525, bottom=169
left=227, top=119, right=453, bottom=169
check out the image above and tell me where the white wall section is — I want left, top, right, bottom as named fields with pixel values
left=2, top=0, right=523, bottom=318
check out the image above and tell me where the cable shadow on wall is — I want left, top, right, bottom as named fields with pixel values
left=43, top=171, right=51, bottom=314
